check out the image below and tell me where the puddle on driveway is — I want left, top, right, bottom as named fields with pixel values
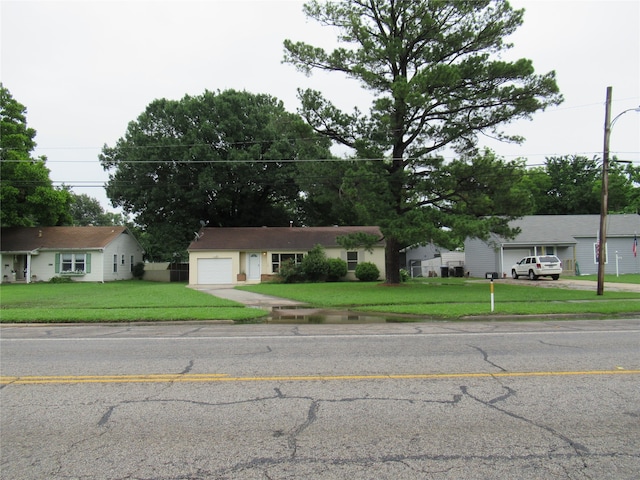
left=266, top=306, right=411, bottom=324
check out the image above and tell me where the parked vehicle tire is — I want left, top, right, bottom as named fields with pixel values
left=512, top=270, right=518, bottom=279
left=551, top=274, right=560, bottom=280
left=528, top=270, right=537, bottom=280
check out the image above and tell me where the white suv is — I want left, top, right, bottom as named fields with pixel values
left=511, top=255, right=562, bottom=281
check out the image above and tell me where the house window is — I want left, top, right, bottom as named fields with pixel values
left=75, top=255, right=85, bottom=272
left=121, top=255, right=125, bottom=265
left=113, top=254, right=118, bottom=273
left=271, top=253, right=303, bottom=273
left=545, top=246, right=555, bottom=255
left=347, top=251, right=358, bottom=271
left=61, top=253, right=73, bottom=272
left=60, top=253, right=86, bottom=273
left=130, top=256, right=134, bottom=272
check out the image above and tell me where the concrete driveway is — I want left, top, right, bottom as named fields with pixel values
left=190, top=285, right=305, bottom=308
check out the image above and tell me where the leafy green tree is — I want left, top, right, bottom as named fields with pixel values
left=100, top=89, right=332, bottom=260
left=625, top=164, right=640, bottom=213
left=0, top=84, right=71, bottom=226
left=605, top=161, right=639, bottom=214
left=284, top=0, right=562, bottom=283
left=295, top=160, right=362, bottom=226
left=69, top=193, right=125, bottom=226
left=524, top=155, right=638, bottom=215
left=533, top=155, right=600, bottom=214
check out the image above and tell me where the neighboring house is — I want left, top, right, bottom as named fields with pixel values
left=1, top=226, right=144, bottom=283
left=402, top=243, right=462, bottom=277
left=188, top=226, right=385, bottom=285
left=464, top=214, right=640, bottom=278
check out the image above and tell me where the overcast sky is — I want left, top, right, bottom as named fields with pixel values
left=2, top=0, right=639, bottom=212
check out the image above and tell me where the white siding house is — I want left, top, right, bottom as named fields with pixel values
left=1, top=226, right=144, bottom=283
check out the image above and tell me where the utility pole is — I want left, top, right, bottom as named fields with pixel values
left=597, top=87, right=612, bottom=296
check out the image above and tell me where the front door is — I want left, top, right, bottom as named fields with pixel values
left=247, top=253, right=261, bottom=281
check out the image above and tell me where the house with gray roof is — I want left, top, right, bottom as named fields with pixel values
left=464, top=214, right=640, bottom=278
left=1, top=226, right=144, bottom=283
left=187, top=226, right=385, bottom=285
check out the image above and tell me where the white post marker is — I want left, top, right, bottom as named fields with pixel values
left=490, top=278, right=495, bottom=312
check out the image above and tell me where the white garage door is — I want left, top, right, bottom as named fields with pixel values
left=197, top=258, right=232, bottom=284
left=503, top=249, right=531, bottom=273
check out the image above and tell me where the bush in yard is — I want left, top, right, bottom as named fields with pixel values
left=326, top=258, right=348, bottom=282
left=399, top=269, right=409, bottom=282
left=132, top=262, right=145, bottom=280
left=301, top=245, right=329, bottom=282
left=355, top=262, right=380, bottom=282
left=49, top=276, right=73, bottom=283
left=278, top=258, right=304, bottom=283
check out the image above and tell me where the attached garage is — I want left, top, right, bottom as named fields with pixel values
left=197, top=258, right=232, bottom=284
left=502, top=248, right=531, bottom=274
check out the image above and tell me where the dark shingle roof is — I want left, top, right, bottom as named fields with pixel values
left=188, top=226, right=384, bottom=251
left=1, top=226, right=129, bottom=252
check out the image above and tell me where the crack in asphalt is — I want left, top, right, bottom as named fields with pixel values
left=487, top=385, right=517, bottom=405
left=62, top=380, right=632, bottom=479
left=216, top=451, right=634, bottom=479
left=287, top=400, right=319, bottom=458
left=179, top=326, right=205, bottom=337
left=180, top=360, right=194, bottom=375
left=459, top=385, right=591, bottom=468
left=538, top=340, right=582, bottom=349
left=97, top=405, right=115, bottom=427
left=467, top=344, right=507, bottom=372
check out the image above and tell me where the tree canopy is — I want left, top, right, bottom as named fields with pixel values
left=100, top=89, right=333, bottom=260
left=284, top=0, right=563, bottom=283
left=525, top=155, right=639, bottom=215
left=69, top=193, right=125, bottom=226
left=0, top=84, right=72, bottom=227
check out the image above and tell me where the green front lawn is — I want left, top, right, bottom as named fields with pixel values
left=573, top=274, right=640, bottom=284
left=0, top=281, right=268, bottom=323
left=1, top=277, right=638, bottom=323
left=239, top=277, right=640, bottom=319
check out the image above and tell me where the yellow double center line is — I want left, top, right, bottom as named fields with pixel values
left=1, top=369, right=639, bottom=385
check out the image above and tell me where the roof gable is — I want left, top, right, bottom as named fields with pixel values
left=1, top=226, right=130, bottom=252
left=188, top=226, right=384, bottom=251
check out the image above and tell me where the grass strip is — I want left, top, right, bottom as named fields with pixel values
left=0, top=281, right=267, bottom=323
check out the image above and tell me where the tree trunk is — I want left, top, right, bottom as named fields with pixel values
left=384, top=236, right=401, bottom=284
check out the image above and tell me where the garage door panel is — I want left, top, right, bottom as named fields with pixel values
left=503, top=249, right=531, bottom=273
left=197, top=258, right=232, bottom=284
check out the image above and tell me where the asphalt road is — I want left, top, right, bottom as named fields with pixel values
left=1, top=320, right=639, bottom=479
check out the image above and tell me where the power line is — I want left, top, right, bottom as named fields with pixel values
left=4, top=153, right=639, bottom=166
left=7, top=97, right=638, bottom=154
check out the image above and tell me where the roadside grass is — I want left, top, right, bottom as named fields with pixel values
left=2, top=276, right=639, bottom=323
left=571, top=274, right=640, bottom=284
left=0, top=281, right=268, bottom=323
left=239, top=278, right=640, bottom=318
